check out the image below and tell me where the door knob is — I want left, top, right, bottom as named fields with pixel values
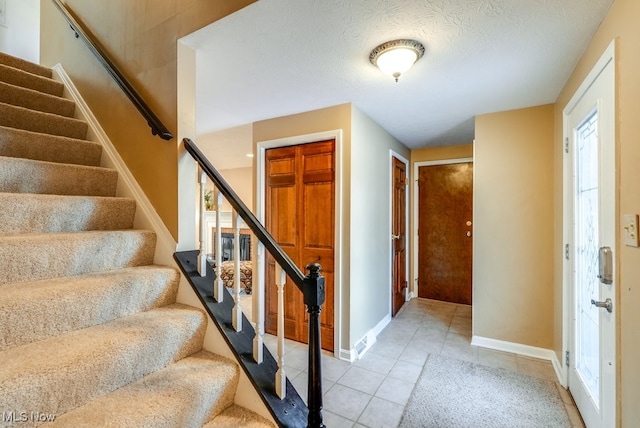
left=466, top=231, right=472, bottom=237
left=391, top=234, right=400, bottom=240
left=591, top=298, right=613, bottom=313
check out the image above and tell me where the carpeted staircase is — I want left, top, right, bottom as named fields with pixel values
left=0, top=51, right=273, bottom=427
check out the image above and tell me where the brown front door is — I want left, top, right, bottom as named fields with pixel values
left=418, top=162, right=473, bottom=305
left=265, top=140, right=335, bottom=352
left=392, top=156, right=408, bottom=316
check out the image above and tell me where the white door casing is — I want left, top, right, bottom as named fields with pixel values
left=563, top=41, right=616, bottom=428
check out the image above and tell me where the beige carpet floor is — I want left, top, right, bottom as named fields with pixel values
left=399, top=354, right=571, bottom=428
left=0, top=50, right=273, bottom=427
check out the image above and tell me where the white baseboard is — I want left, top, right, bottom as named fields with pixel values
left=340, top=313, right=391, bottom=362
left=471, top=335, right=564, bottom=384
left=51, top=64, right=177, bottom=267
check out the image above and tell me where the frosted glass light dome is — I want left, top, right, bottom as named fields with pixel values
left=370, top=39, right=425, bottom=82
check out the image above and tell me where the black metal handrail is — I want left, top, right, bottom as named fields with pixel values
left=51, top=0, right=173, bottom=140
left=183, top=137, right=325, bottom=427
left=184, top=138, right=304, bottom=287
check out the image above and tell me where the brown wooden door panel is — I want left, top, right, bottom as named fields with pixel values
left=265, top=139, right=335, bottom=352
left=392, top=157, right=407, bottom=316
left=418, top=163, right=473, bottom=305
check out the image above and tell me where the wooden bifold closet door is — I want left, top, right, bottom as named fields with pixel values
left=264, top=139, right=335, bottom=352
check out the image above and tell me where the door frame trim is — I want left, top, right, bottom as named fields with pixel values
left=412, top=157, right=473, bottom=300
left=390, top=151, right=409, bottom=316
left=256, top=130, right=343, bottom=358
left=561, top=39, right=616, bottom=420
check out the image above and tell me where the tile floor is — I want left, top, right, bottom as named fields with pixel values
left=261, top=298, right=585, bottom=428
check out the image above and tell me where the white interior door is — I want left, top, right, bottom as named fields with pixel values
left=564, top=47, right=615, bottom=428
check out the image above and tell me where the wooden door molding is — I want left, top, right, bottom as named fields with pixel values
left=256, top=130, right=343, bottom=356
left=412, top=158, right=473, bottom=301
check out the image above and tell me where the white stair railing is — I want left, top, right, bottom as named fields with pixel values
left=275, top=263, right=287, bottom=399
left=198, top=175, right=289, bottom=399
left=197, top=168, right=207, bottom=276
left=231, top=211, right=243, bottom=331
left=213, top=189, right=224, bottom=302
left=187, top=139, right=327, bottom=420
left=253, top=241, right=265, bottom=364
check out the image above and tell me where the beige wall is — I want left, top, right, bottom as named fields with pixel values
left=409, top=143, right=473, bottom=293
left=411, top=143, right=474, bottom=165
left=40, top=0, right=256, bottom=238
left=474, top=105, right=554, bottom=348
left=350, top=105, right=409, bottom=347
left=553, top=0, right=640, bottom=423
left=217, top=167, right=253, bottom=212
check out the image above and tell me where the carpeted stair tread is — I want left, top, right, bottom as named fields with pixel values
left=0, top=266, right=179, bottom=351
left=0, top=193, right=136, bottom=234
left=0, top=156, right=118, bottom=197
left=0, top=126, right=102, bottom=166
left=0, top=81, right=76, bottom=117
left=203, top=405, right=276, bottom=428
left=0, top=230, right=156, bottom=285
left=48, top=351, right=240, bottom=428
left=0, top=102, right=87, bottom=139
left=0, top=304, right=207, bottom=424
left=0, top=63, right=64, bottom=97
left=0, top=51, right=52, bottom=78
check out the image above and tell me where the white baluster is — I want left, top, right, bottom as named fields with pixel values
left=232, top=211, right=243, bottom=332
left=253, top=240, right=265, bottom=364
left=275, top=263, right=287, bottom=399
left=213, top=189, right=224, bottom=302
left=196, top=168, right=207, bottom=276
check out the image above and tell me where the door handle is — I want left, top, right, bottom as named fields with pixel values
left=391, top=234, right=400, bottom=240
left=591, top=298, right=613, bottom=313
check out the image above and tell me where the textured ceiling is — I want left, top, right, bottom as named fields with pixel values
left=183, top=0, right=613, bottom=163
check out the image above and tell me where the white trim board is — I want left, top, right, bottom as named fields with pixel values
left=256, top=129, right=344, bottom=359
left=340, top=313, right=391, bottom=362
left=471, top=336, right=564, bottom=384
left=51, top=64, right=177, bottom=267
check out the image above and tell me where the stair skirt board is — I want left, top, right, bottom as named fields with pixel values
left=0, top=52, right=275, bottom=426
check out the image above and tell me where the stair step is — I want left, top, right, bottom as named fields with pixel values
left=204, top=405, right=276, bottom=428
left=0, top=81, right=75, bottom=117
left=0, top=51, right=52, bottom=78
left=0, top=156, right=118, bottom=197
left=0, top=193, right=136, bottom=234
left=0, top=266, right=179, bottom=351
left=0, top=126, right=102, bottom=166
left=0, top=102, right=87, bottom=139
left=0, top=230, right=156, bottom=285
left=50, top=351, right=239, bottom=427
left=0, top=304, right=207, bottom=423
left=0, top=63, right=64, bottom=97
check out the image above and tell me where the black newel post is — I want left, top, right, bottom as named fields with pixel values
left=303, top=263, right=326, bottom=428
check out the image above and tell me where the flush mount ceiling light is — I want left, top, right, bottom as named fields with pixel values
left=369, top=39, right=425, bottom=82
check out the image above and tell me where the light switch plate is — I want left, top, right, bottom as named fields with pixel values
left=623, top=214, right=639, bottom=247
